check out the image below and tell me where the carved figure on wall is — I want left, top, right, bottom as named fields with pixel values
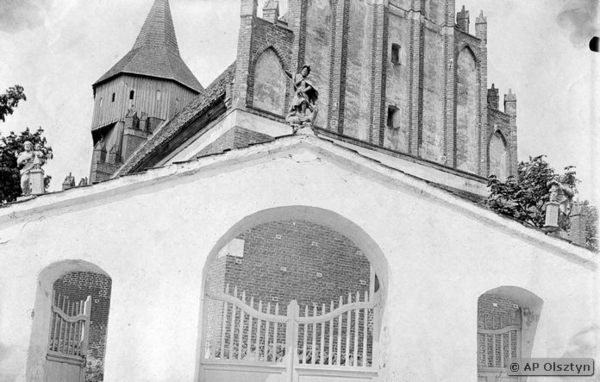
left=284, top=64, right=319, bottom=132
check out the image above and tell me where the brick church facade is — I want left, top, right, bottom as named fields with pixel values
left=90, top=0, right=517, bottom=190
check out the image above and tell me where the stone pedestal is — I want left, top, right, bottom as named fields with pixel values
left=29, top=169, right=45, bottom=195
left=543, top=201, right=559, bottom=232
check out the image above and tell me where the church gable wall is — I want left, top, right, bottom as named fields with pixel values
left=304, top=0, right=334, bottom=128
left=343, top=0, right=375, bottom=141
left=424, top=0, right=446, bottom=25
left=420, top=26, right=446, bottom=163
left=383, top=9, right=411, bottom=153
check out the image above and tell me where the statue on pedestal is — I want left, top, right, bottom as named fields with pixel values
left=16, top=141, right=46, bottom=196
left=547, top=175, right=575, bottom=217
left=544, top=174, right=575, bottom=231
left=285, top=65, right=319, bottom=134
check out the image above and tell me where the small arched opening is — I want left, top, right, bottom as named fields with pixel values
left=477, top=286, right=543, bottom=382
left=27, top=260, right=112, bottom=382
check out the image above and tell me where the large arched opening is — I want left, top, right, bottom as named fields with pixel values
left=197, top=206, right=389, bottom=382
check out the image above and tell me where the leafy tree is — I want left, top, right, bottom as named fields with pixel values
left=581, top=201, right=598, bottom=252
left=0, top=85, right=26, bottom=122
left=486, top=155, right=597, bottom=251
left=0, top=127, right=53, bottom=204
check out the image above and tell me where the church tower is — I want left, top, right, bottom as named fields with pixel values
left=90, top=0, right=203, bottom=183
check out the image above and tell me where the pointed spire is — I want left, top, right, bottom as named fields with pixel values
left=133, top=0, right=179, bottom=54
left=94, top=0, right=203, bottom=93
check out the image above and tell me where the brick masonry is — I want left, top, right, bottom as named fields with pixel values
left=206, top=220, right=372, bottom=314
left=204, top=220, right=375, bottom=364
left=195, top=127, right=273, bottom=158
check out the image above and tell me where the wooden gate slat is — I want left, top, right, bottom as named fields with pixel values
left=228, top=286, right=238, bottom=360
left=320, top=304, right=325, bottom=365
left=354, top=291, right=360, bottom=366
left=51, top=292, right=61, bottom=352
left=255, top=299, right=262, bottom=361
left=362, top=291, right=368, bottom=367
left=302, top=306, right=308, bottom=364
left=311, top=305, right=317, bottom=364
left=219, top=284, right=230, bottom=360
left=328, top=300, right=334, bottom=366
left=264, top=302, right=271, bottom=362
left=237, top=291, right=246, bottom=361
left=337, top=296, right=342, bottom=366
left=246, top=296, right=254, bottom=360
left=273, top=303, right=279, bottom=362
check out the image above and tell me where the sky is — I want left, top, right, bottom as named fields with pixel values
left=0, top=0, right=598, bottom=203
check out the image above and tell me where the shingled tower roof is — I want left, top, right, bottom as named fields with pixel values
left=94, top=0, right=203, bottom=93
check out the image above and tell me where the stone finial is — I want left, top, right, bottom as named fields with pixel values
left=78, top=177, right=89, bottom=187
left=263, top=0, right=280, bottom=24
left=476, top=10, right=487, bottom=24
left=456, top=5, right=470, bottom=33
left=488, top=83, right=499, bottom=109
left=504, top=89, right=517, bottom=115
left=62, top=173, right=76, bottom=191
left=241, top=0, right=258, bottom=17
left=124, top=109, right=139, bottom=130
left=475, top=11, right=487, bottom=42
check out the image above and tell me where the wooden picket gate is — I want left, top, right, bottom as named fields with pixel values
left=477, top=325, right=521, bottom=382
left=44, top=292, right=92, bottom=382
left=200, top=285, right=380, bottom=382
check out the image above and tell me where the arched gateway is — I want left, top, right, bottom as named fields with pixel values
left=197, top=207, right=389, bottom=381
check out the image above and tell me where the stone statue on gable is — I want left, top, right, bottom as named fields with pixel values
left=16, top=141, right=47, bottom=196
left=544, top=174, right=575, bottom=231
left=284, top=64, right=319, bottom=133
left=547, top=174, right=575, bottom=217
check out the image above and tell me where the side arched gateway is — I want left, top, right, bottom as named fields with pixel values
left=477, top=286, right=543, bottom=382
left=197, top=207, right=389, bottom=382
left=27, top=260, right=112, bottom=382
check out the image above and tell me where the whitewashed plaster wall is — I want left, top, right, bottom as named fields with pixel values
left=0, top=136, right=596, bottom=381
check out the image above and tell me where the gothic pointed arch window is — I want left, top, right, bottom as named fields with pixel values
left=488, top=130, right=509, bottom=181
left=456, top=46, right=478, bottom=174
left=252, top=48, right=287, bottom=116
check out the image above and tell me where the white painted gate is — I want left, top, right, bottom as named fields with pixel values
left=44, top=293, right=92, bottom=382
left=200, top=285, right=381, bottom=381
